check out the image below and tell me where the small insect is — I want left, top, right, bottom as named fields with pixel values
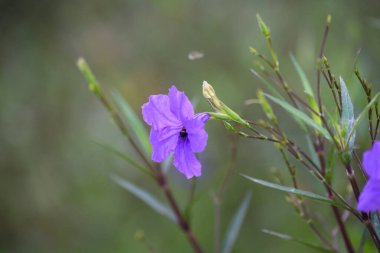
left=188, top=51, right=204, bottom=60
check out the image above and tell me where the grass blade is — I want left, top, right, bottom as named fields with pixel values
left=264, top=93, right=331, bottom=141
left=289, top=53, right=313, bottom=97
left=250, top=69, right=285, bottom=101
left=340, top=77, right=355, bottom=153
left=94, top=141, right=152, bottom=176
left=358, top=228, right=369, bottom=253
left=111, top=90, right=151, bottom=156
left=111, top=174, right=176, bottom=223
left=241, top=174, right=344, bottom=208
left=262, top=229, right=335, bottom=253
left=222, top=192, right=252, bottom=253
left=290, top=53, right=321, bottom=125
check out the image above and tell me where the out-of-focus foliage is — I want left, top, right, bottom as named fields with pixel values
left=1, top=0, right=380, bottom=252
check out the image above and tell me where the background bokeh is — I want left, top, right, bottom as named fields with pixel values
left=1, top=0, right=380, bottom=252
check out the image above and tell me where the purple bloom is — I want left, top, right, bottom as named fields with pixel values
left=358, top=179, right=380, bottom=212
left=358, top=141, right=380, bottom=212
left=142, top=86, right=209, bottom=179
left=363, top=141, right=380, bottom=180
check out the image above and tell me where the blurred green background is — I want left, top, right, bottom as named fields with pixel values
left=1, top=0, right=380, bottom=252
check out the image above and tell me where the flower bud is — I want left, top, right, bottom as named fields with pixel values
left=256, top=14, right=271, bottom=38
left=249, top=47, right=258, bottom=56
left=202, top=81, right=223, bottom=111
left=202, top=80, right=216, bottom=99
left=326, top=14, right=332, bottom=27
left=203, top=81, right=249, bottom=127
left=77, top=57, right=101, bottom=97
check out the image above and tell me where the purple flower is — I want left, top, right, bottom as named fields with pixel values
left=142, top=86, right=209, bottom=179
left=358, top=141, right=380, bottom=212
left=358, top=179, right=380, bottom=212
left=363, top=141, right=380, bottom=180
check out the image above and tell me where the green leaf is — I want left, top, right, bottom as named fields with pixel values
left=241, top=174, right=344, bottom=208
left=358, top=228, right=369, bottom=253
left=111, top=174, right=176, bottom=223
left=262, top=229, right=335, bottom=253
left=290, top=53, right=321, bottom=125
left=77, top=58, right=101, bottom=97
left=111, top=90, right=151, bottom=156
left=264, top=93, right=331, bottom=141
left=94, top=141, right=152, bottom=177
left=290, top=53, right=313, bottom=97
left=340, top=77, right=355, bottom=153
left=371, top=213, right=380, bottom=238
left=347, top=92, right=380, bottom=145
left=222, top=192, right=252, bottom=253
left=250, top=69, right=284, bottom=101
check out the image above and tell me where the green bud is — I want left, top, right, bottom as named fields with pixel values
left=208, top=112, right=231, bottom=121
left=322, top=56, right=329, bottom=68
left=222, top=105, right=250, bottom=127
left=203, top=81, right=223, bottom=111
left=256, top=14, right=271, bottom=38
left=326, top=15, right=332, bottom=27
left=203, top=81, right=249, bottom=127
left=77, top=58, right=101, bottom=97
left=223, top=121, right=235, bottom=131
left=257, top=89, right=277, bottom=124
left=249, top=47, right=258, bottom=55
left=354, top=68, right=360, bottom=77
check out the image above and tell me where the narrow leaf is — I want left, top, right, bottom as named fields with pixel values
left=347, top=92, right=380, bottom=145
left=262, top=229, right=335, bottom=253
left=241, top=174, right=344, bottom=208
left=340, top=77, right=355, bottom=153
left=250, top=69, right=284, bottom=101
left=111, top=174, right=176, bottom=223
left=358, top=228, right=369, bottom=253
left=290, top=53, right=321, bottom=125
left=264, top=93, right=331, bottom=141
left=371, top=213, right=380, bottom=238
left=222, top=192, right=252, bottom=253
left=111, top=90, right=151, bottom=156
left=290, top=53, right=313, bottom=97
left=94, top=141, right=152, bottom=176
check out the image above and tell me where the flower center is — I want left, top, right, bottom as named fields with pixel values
left=179, top=127, right=188, bottom=138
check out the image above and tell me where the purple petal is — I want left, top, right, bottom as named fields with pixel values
left=185, top=114, right=210, bottom=153
left=168, top=86, right=194, bottom=122
left=142, top=94, right=180, bottom=130
left=363, top=141, right=380, bottom=180
left=150, top=127, right=180, bottom=162
left=194, top=112, right=210, bottom=123
left=173, top=138, right=201, bottom=179
left=358, top=179, right=380, bottom=212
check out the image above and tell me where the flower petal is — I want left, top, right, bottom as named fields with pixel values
left=142, top=94, right=180, bottom=130
left=185, top=113, right=210, bottom=153
left=168, top=86, right=194, bottom=121
left=358, top=179, right=380, bottom=212
left=173, top=138, right=201, bottom=179
left=194, top=112, right=210, bottom=123
left=150, top=127, right=180, bottom=162
left=363, top=141, right=380, bottom=180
